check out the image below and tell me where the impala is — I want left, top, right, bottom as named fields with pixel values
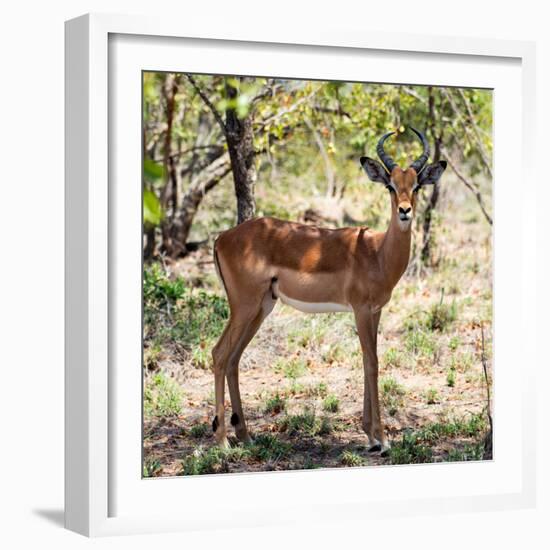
left=211, top=127, right=447, bottom=454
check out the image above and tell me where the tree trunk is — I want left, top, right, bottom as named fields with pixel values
left=159, top=74, right=179, bottom=257
left=167, top=154, right=231, bottom=257
left=225, top=78, right=257, bottom=224
left=421, top=87, right=443, bottom=266
left=143, top=226, right=156, bottom=260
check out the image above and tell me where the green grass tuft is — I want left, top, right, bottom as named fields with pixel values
left=340, top=450, right=365, bottom=467
left=275, top=357, right=308, bottom=380
left=189, top=423, right=209, bottom=439
left=446, top=367, right=456, bottom=387
left=306, top=382, right=328, bottom=398
left=144, top=372, right=183, bottom=417
left=322, top=394, right=339, bottom=413
left=250, top=433, right=292, bottom=461
left=389, top=430, right=433, bottom=465
left=445, top=443, right=484, bottom=462
left=425, top=388, right=440, bottom=405
left=448, top=336, right=461, bottom=351
left=388, top=413, right=487, bottom=465
left=264, top=393, right=286, bottom=414
left=380, top=376, right=406, bottom=416
left=383, top=347, right=405, bottom=369
left=143, top=458, right=162, bottom=477
left=181, top=446, right=251, bottom=476
left=405, top=329, right=436, bottom=358
left=279, top=407, right=332, bottom=437
left=426, top=300, right=458, bottom=332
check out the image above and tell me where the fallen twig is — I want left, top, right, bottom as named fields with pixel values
left=480, top=324, right=493, bottom=459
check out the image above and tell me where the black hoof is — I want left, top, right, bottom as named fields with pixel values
left=230, top=412, right=240, bottom=426
left=380, top=448, right=390, bottom=458
left=368, top=444, right=382, bottom=453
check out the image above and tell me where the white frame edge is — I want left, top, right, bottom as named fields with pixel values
left=65, top=12, right=537, bottom=537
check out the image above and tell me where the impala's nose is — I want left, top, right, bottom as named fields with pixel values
left=398, top=205, right=412, bottom=220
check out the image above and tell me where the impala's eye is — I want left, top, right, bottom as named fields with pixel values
left=386, top=185, right=395, bottom=193
left=413, top=185, right=421, bottom=193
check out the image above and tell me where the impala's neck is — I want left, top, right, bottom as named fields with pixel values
left=379, top=201, right=412, bottom=287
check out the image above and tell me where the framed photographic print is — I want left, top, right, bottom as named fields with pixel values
left=65, top=13, right=536, bottom=536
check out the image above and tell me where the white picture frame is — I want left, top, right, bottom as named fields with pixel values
left=65, top=13, right=537, bottom=537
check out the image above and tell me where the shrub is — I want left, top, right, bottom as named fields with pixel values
left=143, top=264, right=186, bottom=307
left=143, top=263, right=230, bottom=367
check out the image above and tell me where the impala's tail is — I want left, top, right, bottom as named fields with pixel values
left=213, top=236, right=229, bottom=299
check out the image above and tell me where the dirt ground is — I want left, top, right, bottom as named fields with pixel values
left=143, top=206, right=493, bottom=476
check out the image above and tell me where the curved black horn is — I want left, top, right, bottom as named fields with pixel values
left=376, top=131, right=397, bottom=173
left=409, top=127, right=430, bottom=174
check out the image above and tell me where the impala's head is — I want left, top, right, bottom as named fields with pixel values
left=360, top=128, right=447, bottom=231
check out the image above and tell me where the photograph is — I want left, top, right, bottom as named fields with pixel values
left=141, top=72, right=494, bottom=477
left=0, top=0, right=543, bottom=544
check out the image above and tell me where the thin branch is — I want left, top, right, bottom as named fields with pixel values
left=258, top=86, right=321, bottom=130
left=442, top=88, right=493, bottom=179
left=312, top=105, right=352, bottom=120
left=251, top=80, right=283, bottom=106
left=480, top=324, right=493, bottom=459
left=303, top=116, right=336, bottom=197
left=457, top=87, right=493, bottom=139
left=440, top=146, right=493, bottom=225
left=402, top=86, right=427, bottom=104
left=185, top=73, right=227, bottom=135
left=480, top=325, right=492, bottom=426
left=153, top=144, right=223, bottom=163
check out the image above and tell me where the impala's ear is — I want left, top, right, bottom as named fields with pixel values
left=417, top=160, right=447, bottom=186
left=360, top=156, right=390, bottom=185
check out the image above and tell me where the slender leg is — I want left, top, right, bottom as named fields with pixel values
left=211, top=315, right=251, bottom=448
left=369, top=310, right=385, bottom=448
left=211, top=322, right=232, bottom=448
left=226, top=290, right=276, bottom=442
left=211, top=290, right=275, bottom=447
left=354, top=307, right=389, bottom=453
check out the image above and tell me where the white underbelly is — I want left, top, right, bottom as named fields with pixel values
left=276, top=288, right=352, bottom=314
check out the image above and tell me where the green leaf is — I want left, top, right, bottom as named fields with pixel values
left=143, top=189, right=163, bottom=226
left=236, top=94, right=250, bottom=118
left=144, top=159, right=164, bottom=181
